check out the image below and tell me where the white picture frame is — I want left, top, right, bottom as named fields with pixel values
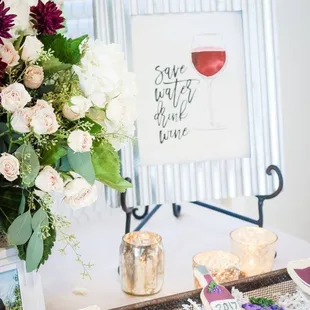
left=0, top=248, right=45, bottom=310
left=93, top=0, right=283, bottom=208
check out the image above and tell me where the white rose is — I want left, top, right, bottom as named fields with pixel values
left=24, top=65, right=44, bottom=89
left=104, top=97, right=136, bottom=150
left=11, top=108, right=33, bottom=133
left=120, top=72, right=138, bottom=98
left=68, top=130, right=93, bottom=153
left=32, top=99, right=53, bottom=112
left=106, top=97, right=137, bottom=126
left=0, top=153, right=20, bottom=182
left=72, top=66, right=99, bottom=97
left=31, top=100, right=59, bottom=134
left=62, top=96, right=92, bottom=121
left=105, top=99, right=122, bottom=125
left=0, top=83, right=31, bottom=112
left=34, top=189, right=47, bottom=199
left=21, top=36, right=43, bottom=63
left=105, top=123, right=135, bottom=151
left=104, top=122, right=135, bottom=151
left=88, top=92, right=107, bottom=108
left=4, top=0, right=33, bottom=39
left=64, top=178, right=98, bottom=209
left=73, top=42, right=127, bottom=99
left=0, top=41, right=20, bottom=68
left=35, top=166, right=64, bottom=193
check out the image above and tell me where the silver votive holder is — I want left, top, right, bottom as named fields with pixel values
left=120, top=231, right=164, bottom=296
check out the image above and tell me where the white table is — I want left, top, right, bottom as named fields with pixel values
left=41, top=203, right=310, bottom=310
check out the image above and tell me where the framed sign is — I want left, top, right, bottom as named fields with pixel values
left=133, top=12, right=250, bottom=165
left=93, top=0, right=283, bottom=208
left=0, top=247, right=45, bottom=310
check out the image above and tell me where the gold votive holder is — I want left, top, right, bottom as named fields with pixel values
left=192, top=250, right=240, bottom=288
left=230, top=226, right=278, bottom=277
left=119, top=231, right=164, bottom=296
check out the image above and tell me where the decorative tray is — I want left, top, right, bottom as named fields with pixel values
left=111, top=269, right=295, bottom=310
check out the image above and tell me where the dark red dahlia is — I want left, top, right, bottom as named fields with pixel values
left=30, top=0, right=65, bottom=35
left=0, top=0, right=16, bottom=44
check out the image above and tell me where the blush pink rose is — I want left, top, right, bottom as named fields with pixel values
left=0, top=153, right=20, bottom=182
left=64, top=178, right=98, bottom=209
left=68, top=130, right=93, bottom=152
left=0, top=40, right=20, bottom=68
left=35, top=166, right=64, bottom=193
left=24, top=65, right=44, bottom=89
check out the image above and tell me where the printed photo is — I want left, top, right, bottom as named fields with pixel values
left=0, top=269, right=23, bottom=310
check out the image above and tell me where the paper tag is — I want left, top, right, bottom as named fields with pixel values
left=210, top=299, right=239, bottom=310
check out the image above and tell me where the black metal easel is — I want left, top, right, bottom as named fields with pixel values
left=120, top=165, right=283, bottom=234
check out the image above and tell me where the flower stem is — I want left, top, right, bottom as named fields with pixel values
left=12, top=132, right=33, bottom=144
left=54, top=133, right=67, bottom=139
left=0, top=208, right=12, bottom=225
left=8, top=138, right=13, bottom=153
left=0, top=130, right=9, bottom=137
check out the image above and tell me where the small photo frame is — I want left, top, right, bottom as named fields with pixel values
left=0, top=266, right=23, bottom=309
left=0, top=248, right=45, bottom=310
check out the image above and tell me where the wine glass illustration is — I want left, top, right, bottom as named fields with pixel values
left=192, top=33, right=227, bottom=130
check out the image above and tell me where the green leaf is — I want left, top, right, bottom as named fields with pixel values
left=40, top=221, right=56, bottom=267
left=15, top=144, right=40, bottom=187
left=59, top=155, right=71, bottom=172
left=17, top=244, right=26, bottom=261
left=18, top=192, right=26, bottom=214
left=17, top=210, right=56, bottom=268
left=0, top=187, right=23, bottom=231
left=0, top=138, right=7, bottom=154
left=37, top=84, right=56, bottom=96
left=42, top=56, right=72, bottom=77
left=67, top=148, right=95, bottom=185
left=41, top=142, right=67, bottom=166
left=7, top=210, right=32, bottom=246
left=91, top=140, right=132, bottom=192
left=13, top=35, right=24, bottom=50
left=32, top=208, right=49, bottom=230
left=84, top=117, right=103, bottom=135
left=87, top=107, right=106, bottom=126
left=40, top=34, right=88, bottom=65
left=0, top=122, right=8, bottom=134
left=0, top=123, right=9, bottom=151
left=26, top=228, right=44, bottom=272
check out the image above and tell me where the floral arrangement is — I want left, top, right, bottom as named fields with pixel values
left=0, top=0, right=136, bottom=274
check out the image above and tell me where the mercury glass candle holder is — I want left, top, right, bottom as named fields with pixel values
left=230, top=226, right=278, bottom=277
left=192, top=250, right=240, bottom=288
left=120, top=231, right=164, bottom=296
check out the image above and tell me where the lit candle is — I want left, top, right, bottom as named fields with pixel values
left=230, top=226, right=278, bottom=277
left=192, top=251, right=240, bottom=288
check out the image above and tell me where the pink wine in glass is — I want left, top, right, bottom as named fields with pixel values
left=192, top=47, right=226, bottom=78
